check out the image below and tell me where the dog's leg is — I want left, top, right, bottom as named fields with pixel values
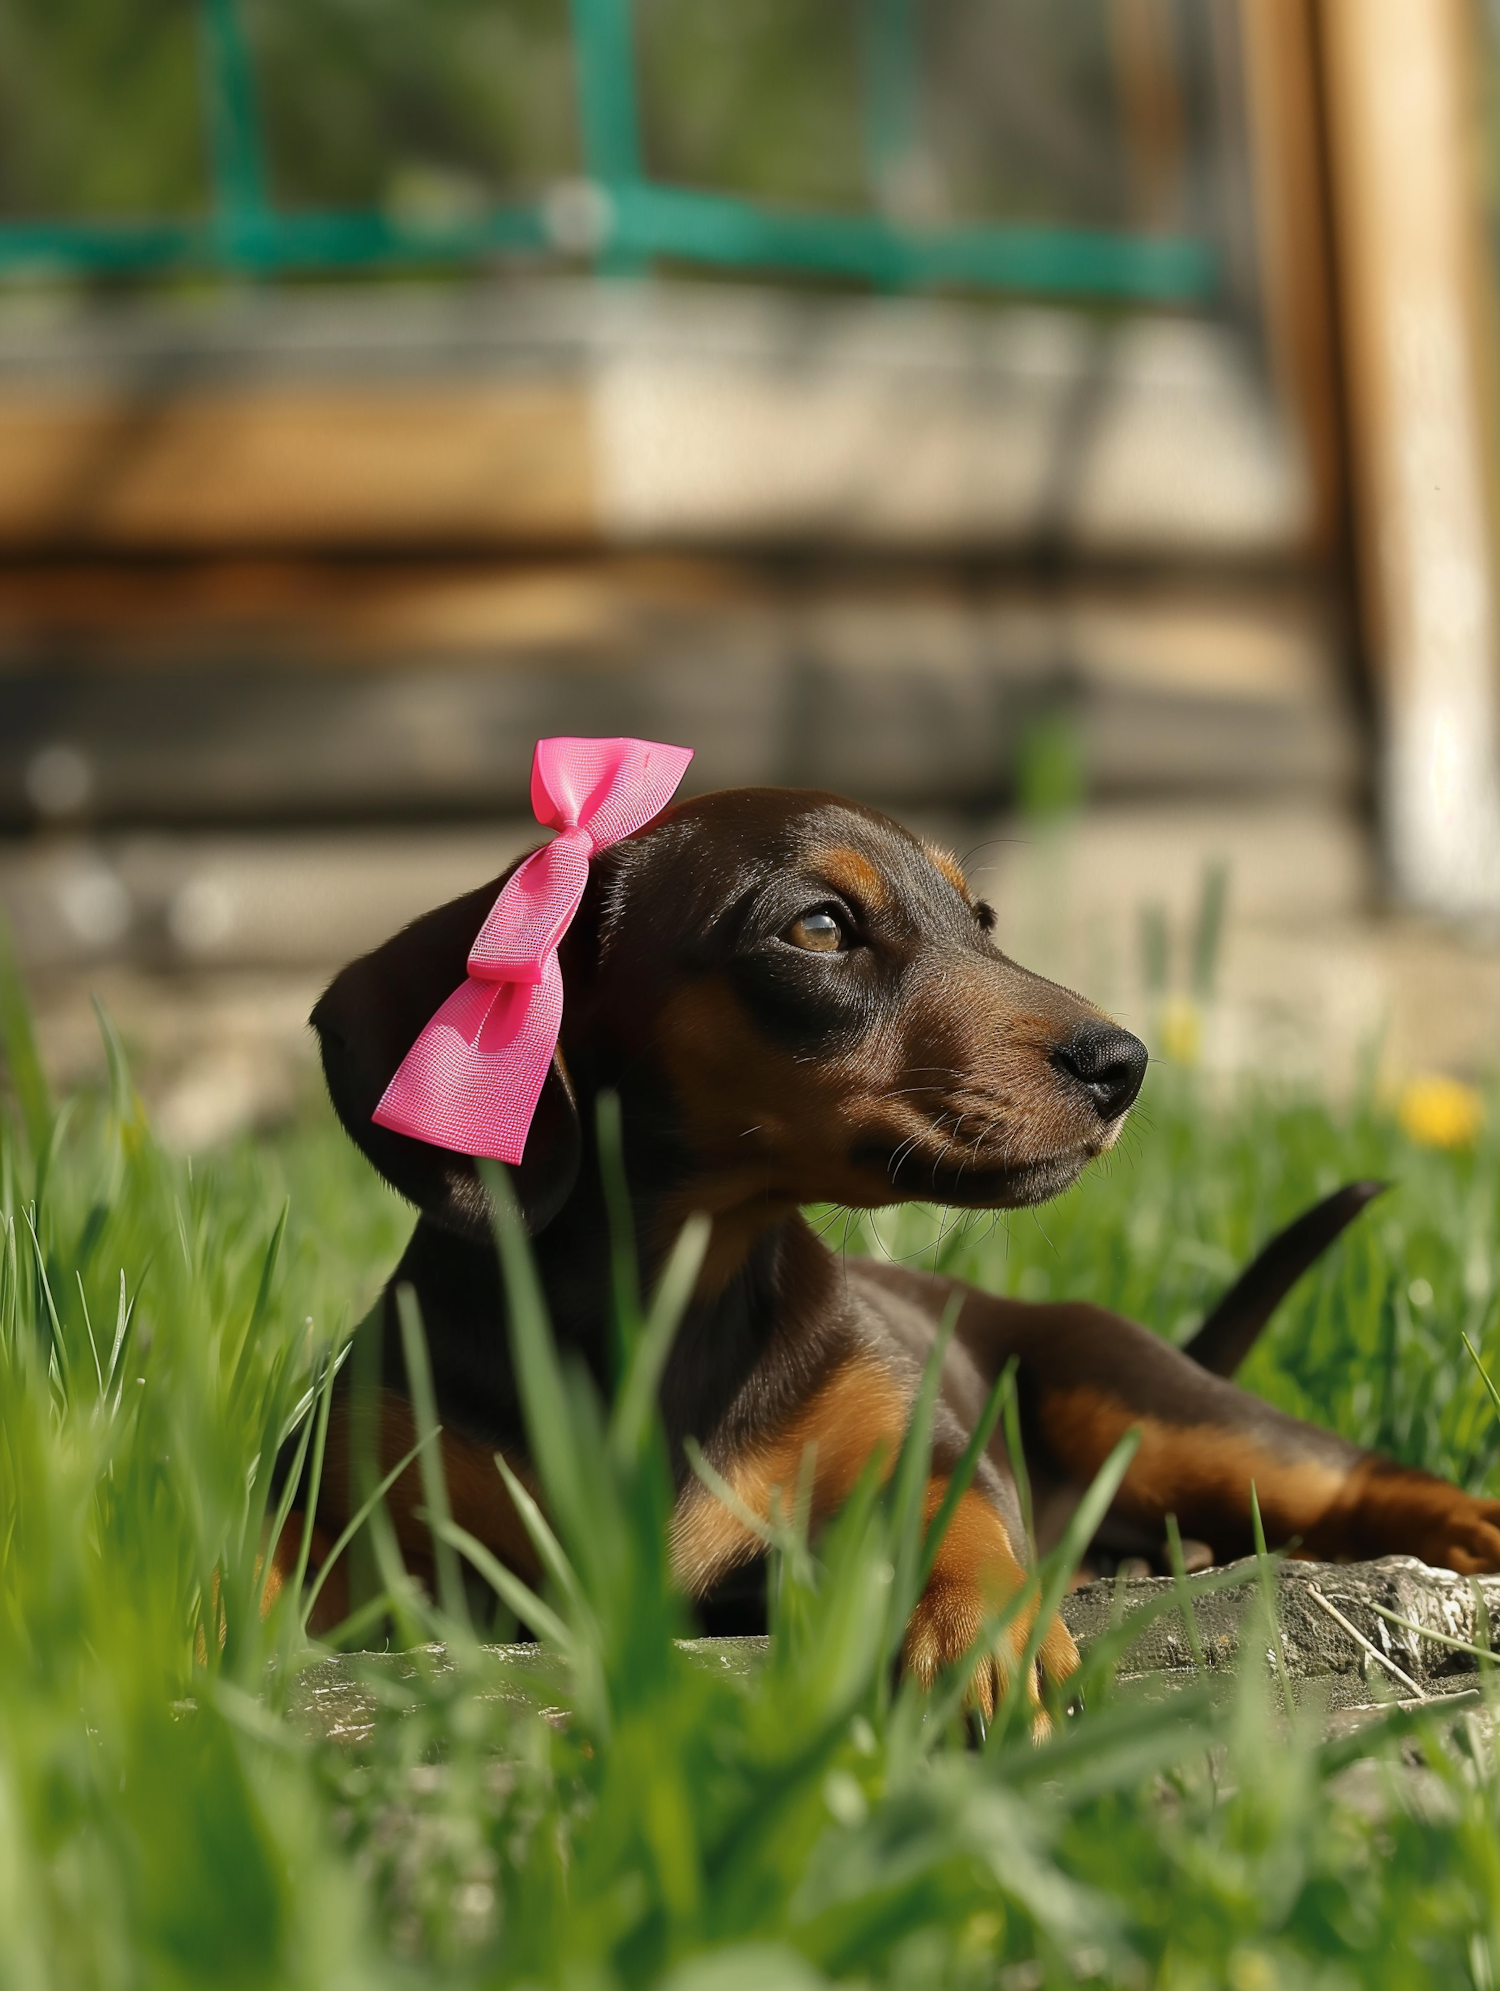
left=670, top=1342, right=1077, bottom=1720
left=961, top=1296, right=1500, bottom=1573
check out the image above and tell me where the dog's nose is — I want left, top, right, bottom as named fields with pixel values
left=1052, top=1024, right=1148, bottom=1120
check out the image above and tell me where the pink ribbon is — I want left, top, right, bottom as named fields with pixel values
left=373, top=736, right=692, bottom=1161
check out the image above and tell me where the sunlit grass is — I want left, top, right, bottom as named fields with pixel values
left=7, top=967, right=1500, bottom=1986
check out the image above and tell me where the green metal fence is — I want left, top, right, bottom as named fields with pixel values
left=0, top=0, right=1215, bottom=302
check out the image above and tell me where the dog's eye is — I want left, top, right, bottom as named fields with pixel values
left=785, top=909, right=845, bottom=953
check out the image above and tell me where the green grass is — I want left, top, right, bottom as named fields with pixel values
left=7, top=974, right=1500, bottom=1988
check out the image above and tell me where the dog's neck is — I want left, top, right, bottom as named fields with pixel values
left=535, top=1125, right=845, bottom=1447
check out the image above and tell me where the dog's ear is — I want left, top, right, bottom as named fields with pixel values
left=312, top=862, right=581, bottom=1239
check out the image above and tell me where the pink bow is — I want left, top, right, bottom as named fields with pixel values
left=373, top=736, right=693, bottom=1161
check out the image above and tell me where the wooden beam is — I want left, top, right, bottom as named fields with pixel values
left=1320, top=0, right=1500, bottom=913
left=0, top=384, right=595, bottom=551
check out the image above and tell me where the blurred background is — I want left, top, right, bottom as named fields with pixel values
left=3, top=0, right=1500, bottom=1147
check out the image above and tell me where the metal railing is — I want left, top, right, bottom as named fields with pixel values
left=0, top=0, right=1215, bottom=302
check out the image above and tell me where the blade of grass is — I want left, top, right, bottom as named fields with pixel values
left=344, top=1298, right=387, bottom=1618
left=998, top=1357, right=1035, bottom=1561
left=1463, top=1332, right=1500, bottom=1422
left=1473, top=1578, right=1495, bottom=1674
left=300, top=1434, right=432, bottom=1632
left=104, top=1268, right=133, bottom=1396
left=888, top=1296, right=961, bottom=1636
left=1165, top=1513, right=1206, bottom=1671
left=395, top=1283, right=472, bottom=1637
left=283, top=1358, right=338, bottom=1625
left=1315, top=1697, right=1468, bottom=1776
left=683, top=1436, right=780, bottom=1556
left=596, top=1091, right=643, bottom=1363
left=479, top=1159, right=590, bottom=1555
left=610, top=1212, right=709, bottom=1470
left=313, top=1590, right=418, bottom=1657
left=275, top=1337, right=354, bottom=1452
left=988, top=1679, right=1218, bottom=1802
left=492, top=1451, right=591, bottom=1628
left=684, top=1431, right=825, bottom=1599
left=31, top=1099, right=77, bottom=1229
left=23, top=1206, right=68, bottom=1392
left=1369, top=1600, right=1500, bottom=1666
left=992, top=1425, right=1141, bottom=1744
left=254, top=1377, right=325, bottom=1628
left=1056, top=1557, right=1276, bottom=1715
left=429, top=1516, right=574, bottom=1652
left=92, top=996, right=144, bottom=1138
left=230, top=1203, right=289, bottom=1407
left=75, top=1269, right=103, bottom=1398
left=0, top=914, right=51, bottom=1153
left=1250, top=1482, right=1296, bottom=1714
left=919, top=1357, right=1013, bottom=1590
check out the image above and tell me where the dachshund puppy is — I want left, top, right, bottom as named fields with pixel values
left=306, top=786, right=1500, bottom=1716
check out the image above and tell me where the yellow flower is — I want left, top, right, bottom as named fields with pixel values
left=1398, top=1074, right=1484, bottom=1149
left=1159, top=996, right=1201, bottom=1067
left=1228, top=1951, right=1279, bottom=1991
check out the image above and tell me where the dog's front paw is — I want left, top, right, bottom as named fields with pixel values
left=902, top=1484, right=1078, bottom=1731
left=902, top=1571, right=1079, bottom=1729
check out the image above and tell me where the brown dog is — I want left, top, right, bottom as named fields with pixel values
left=304, top=785, right=1500, bottom=1714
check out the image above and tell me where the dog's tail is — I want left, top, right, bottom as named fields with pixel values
left=1182, top=1180, right=1387, bottom=1377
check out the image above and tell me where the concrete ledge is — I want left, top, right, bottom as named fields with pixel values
left=286, top=1558, right=1499, bottom=1746
left=1063, top=1555, right=1497, bottom=1711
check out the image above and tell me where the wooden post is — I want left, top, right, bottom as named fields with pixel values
left=1236, top=0, right=1344, bottom=562
left=1320, top=0, right=1500, bottom=914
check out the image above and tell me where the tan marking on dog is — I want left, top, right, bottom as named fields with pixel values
left=810, top=843, right=891, bottom=909
left=924, top=844, right=972, bottom=900
left=669, top=1352, right=907, bottom=1593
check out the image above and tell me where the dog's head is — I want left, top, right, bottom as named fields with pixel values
left=577, top=789, right=1146, bottom=1218
left=314, top=787, right=1146, bottom=1245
